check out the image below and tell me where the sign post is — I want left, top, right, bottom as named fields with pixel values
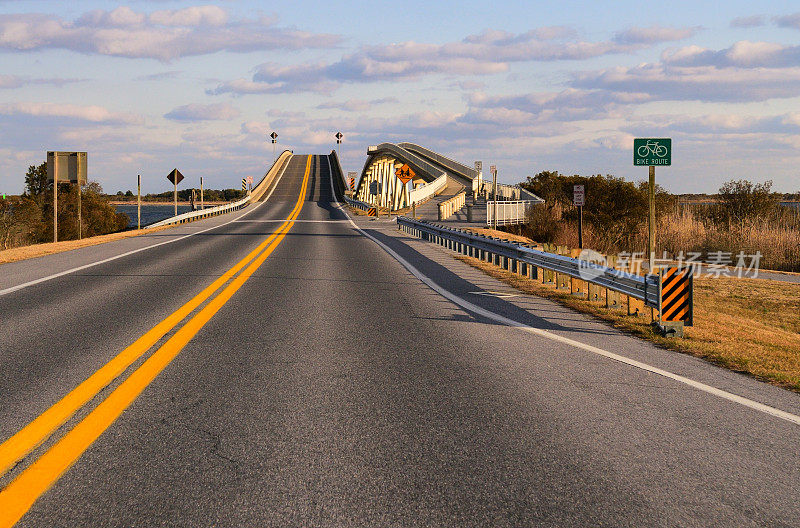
left=634, top=138, right=671, bottom=272
left=474, top=161, right=482, bottom=202
left=47, top=151, right=87, bottom=243
left=335, top=131, right=343, bottom=158
left=270, top=131, right=278, bottom=161
left=395, top=164, right=415, bottom=212
left=200, top=176, right=204, bottom=211
left=167, top=169, right=184, bottom=217
left=137, top=174, right=141, bottom=230
left=573, top=184, right=585, bottom=249
left=490, top=165, right=497, bottom=229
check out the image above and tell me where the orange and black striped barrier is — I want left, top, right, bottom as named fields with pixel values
left=367, top=207, right=377, bottom=217
left=659, top=267, right=693, bottom=326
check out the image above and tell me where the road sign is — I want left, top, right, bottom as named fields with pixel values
left=167, top=169, right=184, bottom=185
left=660, top=267, right=693, bottom=326
left=241, top=178, right=247, bottom=191
left=474, top=161, right=482, bottom=172
left=395, top=164, right=415, bottom=185
left=47, top=151, right=87, bottom=184
left=270, top=131, right=278, bottom=144
left=369, top=181, right=378, bottom=196
left=347, top=171, right=357, bottom=190
left=634, top=138, right=671, bottom=166
left=247, top=176, right=253, bottom=184
left=573, top=184, right=585, bottom=207
left=489, top=165, right=496, bottom=175
left=367, top=207, right=377, bottom=217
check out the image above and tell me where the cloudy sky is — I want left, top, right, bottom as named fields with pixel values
left=1, top=0, right=800, bottom=195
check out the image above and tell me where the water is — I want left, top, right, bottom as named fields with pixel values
left=781, top=201, right=800, bottom=210
left=114, top=204, right=193, bottom=228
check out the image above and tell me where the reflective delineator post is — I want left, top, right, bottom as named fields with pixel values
left=137, top=175, right=141, bottom=230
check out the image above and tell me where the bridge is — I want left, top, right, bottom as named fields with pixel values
left=1, top=147, right=799, bottom=526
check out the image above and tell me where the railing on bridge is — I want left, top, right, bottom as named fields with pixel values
left=438, top=191, right=466, bottom=220
left=486, top=200, right=541, bottom=226
left=150, top=150, right=293, bottom=228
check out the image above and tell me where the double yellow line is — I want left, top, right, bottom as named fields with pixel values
left=0, top=155, right=312, bottom=527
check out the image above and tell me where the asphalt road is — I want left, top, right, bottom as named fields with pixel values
left=1, top=154, right=799, bottom=527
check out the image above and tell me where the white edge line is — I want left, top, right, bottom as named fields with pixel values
left=325, top=156, right=800, bottom=427
left=0, top=156, right=293, bottom=297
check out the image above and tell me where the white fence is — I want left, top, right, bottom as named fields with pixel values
left=486, top=200, right=539, bottom=226
left=409, top=173, right=447, bottom=205
left=438, top=191, right=466, bottom=220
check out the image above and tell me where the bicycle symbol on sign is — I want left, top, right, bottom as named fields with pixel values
left=637, top=140, right=668, bottom=158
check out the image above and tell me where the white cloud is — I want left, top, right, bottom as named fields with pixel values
left=316, top=97, right=398, bottom=112
left=663, top=41, right=800, bottom=68
left=0, top=7, right=341, bottom=61
left=572, top=62, right=800, bottom=102
left=208, top=26, right=671, bottom=95
left=730, top=15, right=766, bottom=28
left=0, top=102, right=141, bottom=123
left=164, top=103, right=240, bottom=121
left=613, top=25, right=700, bottom=45
left=774, top=12, right=800, bottom=30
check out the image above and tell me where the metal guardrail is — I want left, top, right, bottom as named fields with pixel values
left=397, top=216, right=659, bottom=306
left=149, top=195, right=250, bottom=228
left=150, top=151, right=292, bottom=228
left=486, top=200, right=540, bottom=226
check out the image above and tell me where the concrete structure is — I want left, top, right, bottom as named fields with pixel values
left=354, top=143, right=478, bottom=212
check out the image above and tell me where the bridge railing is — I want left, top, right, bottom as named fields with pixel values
left=438, top=191, right=466, bottom=220
left=409, top=173, right=447, bottom=205
left=396, top=216, right=659, bottom=307
left=329, top=151, right=373, bottom=211
left=149, top=150, right=293, bottom=228
left=486, top=200, right=541, bottom=226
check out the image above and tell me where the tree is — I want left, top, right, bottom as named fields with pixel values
left=24, top=163, right=49, bottom=202
left=717, top=179, right=777, bottom=225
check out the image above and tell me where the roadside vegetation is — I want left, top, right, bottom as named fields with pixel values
left=517, top=172, right=800, bottom=272
left=0, top=162, right=129, bottom=250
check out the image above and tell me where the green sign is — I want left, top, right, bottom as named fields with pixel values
left=634, top=138, right=671, bottom=166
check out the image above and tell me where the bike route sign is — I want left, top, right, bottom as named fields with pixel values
left=634, top=138, right=671, bottom=166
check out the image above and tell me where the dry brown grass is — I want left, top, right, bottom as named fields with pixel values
left=0, top=225, right=172, bottom=265
left=463, top=227, right=541, bottom=246
left=454, top=254, right=800, bottom=392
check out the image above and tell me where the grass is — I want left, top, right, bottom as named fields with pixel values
left=511, top=207, right=800, bottom=272
left=0, top=225, right=172, bottom=265
left=453, top=252, right=800, bottom=393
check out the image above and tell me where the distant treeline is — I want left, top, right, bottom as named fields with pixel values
left=110, top=188, right=246, bottom=202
